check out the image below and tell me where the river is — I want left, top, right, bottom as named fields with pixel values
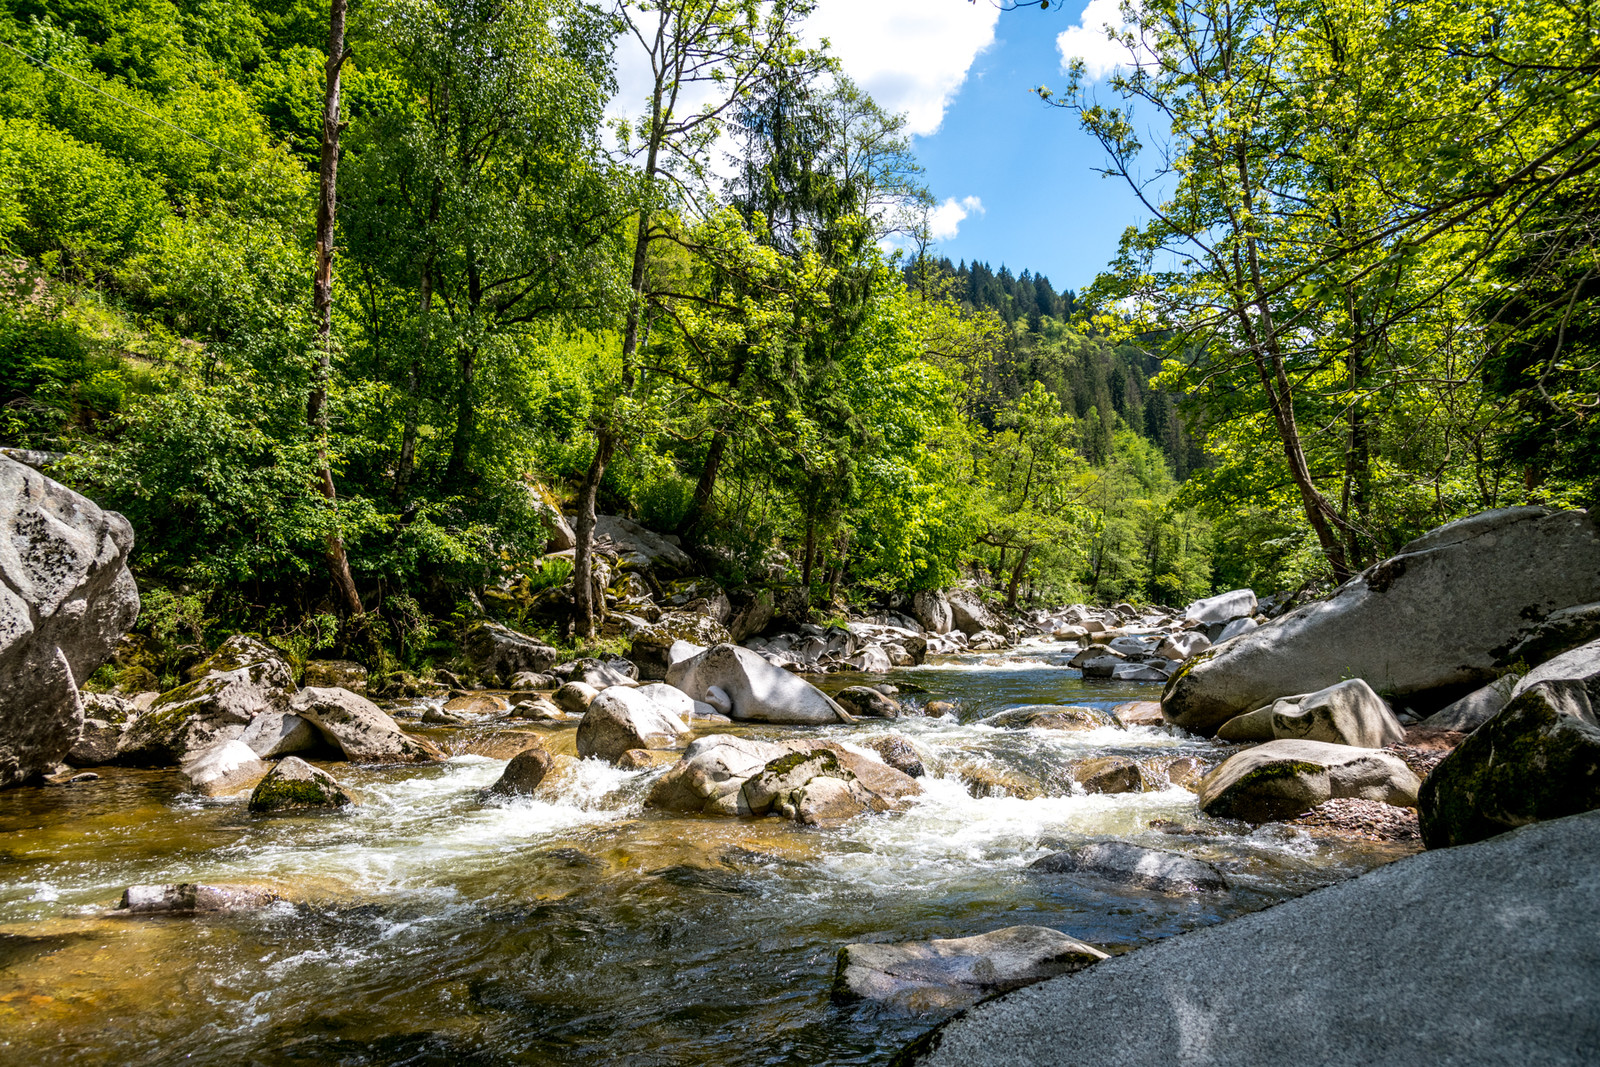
left=0, top=641, right=1414, bottom=1065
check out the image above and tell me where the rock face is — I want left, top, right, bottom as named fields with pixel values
left=1163, top=508, right=1600, bottom=735
left=913, top=591, right=953, bottom=635
left=118, top=636, right=295, bottom=764
left=0, top=455, right=140, bottom=786
left=290, top=687, right=444, bottom=763
left=1418, top=680, right=1600, bottom=849
left=574, top=685, right=690, bottom=762
left=461, top=620, right=560, bottom=685
left=947, top=591, right=997, bottom=637
left=1030, top=842, right=1227, bottom=893
left=667, top=643, right=850, bottom=724
left=1197, top=739, right=1420, bottom=822
left=594, top=514, right=696, bottom=576
left=247, top=756, right=355, bottom=813
left=1270, top=678, right=1406, bottom=748
left=834, top=926, right=1108, bottom=1013
left=899, top=810, right=1600, bottom=1067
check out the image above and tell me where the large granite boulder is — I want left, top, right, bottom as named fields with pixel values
left=461, top=620, right=560, bottom=685
left=1184, top=588, right=1257, bottom=625
left=237, top=711, right=321, bottom=759
left=1197, top=739, right=1420, bottom=822
left=180, top=739, right=268, bottom=796
left=900, top=810, right=1600, bottom=1067
left=667, top=643, right=850, bottom=724
left=117, top=636, right=295, bottom=765
left=1418, top=679, right=1600, bottom=849
left=574, top=685, right=690, bottom=762
left=290, top=686, right=444, bottom=763
left=594, top=514, right=696, bottom=576
left=1163, top=508, right=1600, bottom=734
left=1420, top=673, right=1521, bottom=733
left=947, top=591, right=998, bottom=637
left=1030, top=842, right=1227, bottom=893
left=1508, top=637, right=1600, bottom=703
left=646, top=734, right=920, bottom=817
left=913, top=591, right=954, bottom=635
left=0, top=455, right=140, bottom=786
left=1270, top=678, right=1405, bottom=748
left=834, top=926, right=1107, bottom=1013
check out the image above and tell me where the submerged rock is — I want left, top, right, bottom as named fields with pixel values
left=833, top=925, right=1108, bottom=1013
left=834, top=686, right=901, bottom=719
left=117, top=883, right=280, bottom=914
left=1030, top=842, right=1227, bottom=893
left=861, top=734, right=927, bottom=778
left=247, top=756, right=355, bottom=813
left=978, top=705, right=1117, bottom=732
left=1162, top=508, right=1600, bottom=735
left=0, top=454, right=140, bottom=787
left=1418, top=679, right=1600, bottom=849
left=1197, top=739, right=1420, bottom=822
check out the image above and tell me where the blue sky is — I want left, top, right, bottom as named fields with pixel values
left=911, top=6, right=1147, bottom=294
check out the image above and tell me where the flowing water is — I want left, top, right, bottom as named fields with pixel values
left=0, top=642, right=1415, bottom=1065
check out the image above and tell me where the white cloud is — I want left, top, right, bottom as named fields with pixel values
left=1056, top=0, right=1138, bottom=81
left=928, top=195, right=984, bottom=240
left=804, top=0, right=1000, bottom=137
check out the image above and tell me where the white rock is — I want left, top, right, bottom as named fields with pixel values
left=668, top=643, right=850, bottom=724
left=1185, top=589, right=1258, bottom=625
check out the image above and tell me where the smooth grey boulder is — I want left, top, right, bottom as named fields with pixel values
left=947, top=591, right=998, bottom=637
left=1421, top=673, right=1521, bottom=732
left=1111, top=663, right=1169, bottom=682
left=180, top=739, right=268, bottom=796
left=118, top=636, right=295, bottom=765
left=1215, top=704, right=1278, bottom=742
left=847, top=646, right=893, bottom=673
left=1418, top=679, right=1600, bottom=849
left=68, top=716, right=125, bottom=766
left=1271, top=678, right=1405, bottom=748
left=290, top=687, right=444, bottom=763
left=667, top=643, right=851, bottom=724
left=913, top=590, right=953, bottom=635
left=979, top=705, right=1117, bottom=732
left=1216, top=616, right=1259, bottom=642
left=1069, top=756, right=1147, bottom=794
left=1501, top=600, right=1600, bottom=668
left=1030, top=842, right=1227, bottom=893
left=901, top=810, right=1600, bottom=1067
left=835, top=686, right=902, bottom=719
left=579, top=663, right=638, bottom=690
left=482, top=742, right=555, bottom=798
left=461, top=620, right=560, bottom=685
left=1197, top=739, right=1420, bottom=822
left=1184, top=588, right=1257, bottom=625
left=634, top=682, right=718, bottom=720
left=247, top=755, right=355, bottom=813
left=1509, top=637, right=1600, bottom=702
left=1156, top=631, right=1211, bottom=661
left=574, top=685, right=690, bottom=762
left=0, top=455, right=140, bottom=786
left=552, top=680, right=599, bottom=713
left=1162, top=508, right=1600, bottom=734
left=238, top=711, right=320, bottom=758
left=835, top=926, right=1108, bottom=1013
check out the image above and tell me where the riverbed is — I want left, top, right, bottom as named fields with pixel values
left=0, top=642, right=1415, bottom=1065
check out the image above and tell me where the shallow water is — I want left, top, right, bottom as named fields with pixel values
left=0, top=643, right=1414, bottom=1065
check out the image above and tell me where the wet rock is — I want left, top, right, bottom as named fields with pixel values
left=301, top=659, right=367, bottom=695
left=444, top=694, right=511, bottom=715
left=1418, top=679, right=1600, bottom=849
left=667, top=643, right=851, bottom=724
left=1156, top=755, right=1210, bottom=790
left=978, top=705, right=1117, bottom=732
left=291, top=687, right=445, bottom=763
left=924, top=700, right=959, bottom=718
left=1111, top=701, right=1165, bottom=728
left=615, top=748, right=678, bottom=770
left=1162, top=508, right=1600, bottom=735
left=118, top=636, right=296, bottom=765
left=1184, top=588, right=1258, bottom=626
left=247, top=756, right=355, bottom=813
left=68, top=717, right=124, bottom=766
left=1198, top=739, right=1420, bottom=822
left=575, top=685, right=690, bottom=762
left=1067, top=644, right=1120, bottom=669
left=862, top=734, right=926, bottom=778
left=0, top=454, right=140, bottom=787
left=422, top=707, right=468, bottom=724
left=954, top=761, right=1045, bottom=800
left=181, top=739, right=268, bottom=796
left=482, top=741, right=554, bottom=797
left=646, top=734, right=919, bottom=817
left=117, top=883, right=280, bottom=914
left=743, top=749, right=872, bottom=823
left=833, top=926, right=1108, bottom=1013
left=1420, top=673, right=1520, bottom=732
left=509, top=697, right=567, bottom=721
left=553, top=680, right=599, bottom=713
left=1271, top=678, right=1405, bottom=749
left=835, top=686, right=901, bottom=719
left=238, top=711, right=320, bottom=758
left=1030, top=842, right=1228, bottom=892
left=1071, top=756, right=1147, bottom=794
left=914, top=590, right=954, bottom=635
left=1111, top=663, right=1170, bottom=682
left=461, top=620, right=560, bottom=685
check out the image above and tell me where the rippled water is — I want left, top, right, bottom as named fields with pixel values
left=0, top=642, right=1414, bottom=1065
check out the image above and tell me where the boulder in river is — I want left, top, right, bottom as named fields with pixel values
left=978, top=705, right=1117, bottom=732
left=835, top=686, right=901, bottom=719
left=667, top=643, right=851, bottom=724
left=553, top=681, right=599, bottom=713
left=68, top=715, right=125, bottom=766
left=0, top=455, right=141, bottom=787
left=646, top=734, right=919, bottom=817
left=575, top=685, right=690, bottom=763
left=1156, top=632, right=1211, bottom=661
left=913, top=590, right=954, bottom=635
left=117, top=883, right=280, bottom=915
left=833, top=925, right=1108, bottom=1013
left=742, top=749, right=877, bottom=824
left=1111, top=701, right=1165, bottom=728
left=1163, top=508, right=1600, bottom=735
left=861, top=734, right=927, bottom=778
left=1184, top=588, right=1257, bottom=625
left=482, top=741, right=555, bottom=798
left=237, top=711, right=322, bottom=758
left=180, top=739, right=268, bottom=796
left=1198, top=739, right=1420, bottom=822
left=1270, top=678, right=1405, bottom=748
left=1070, top=756, right=1147, bottom=794
left=118, top=636, right=296, bottom=765
left=1030, top=842, right=1227, bottom=893
left=1418, top=679, right=1600, bottom=849
left=291, top=687, right=444, bottom=763
left=247, top=756, right=355, bottom=813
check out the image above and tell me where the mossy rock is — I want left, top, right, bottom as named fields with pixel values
left=248, top=757, right=355, bottom=814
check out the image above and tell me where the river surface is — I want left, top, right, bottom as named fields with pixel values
left=0, top=642, right=1414, bottom=1065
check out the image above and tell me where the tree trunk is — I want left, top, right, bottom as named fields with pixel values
left=1005, top=545, right=1033, bottom=612
left=310, top=0, right=365, bottom=625
left=801, top=512, right=818, bottom=591
left=572, top=431, right=616, bottom=639
left=678, top=429, right=727, bottom=539
left=395, top=267, right=429, bottom=496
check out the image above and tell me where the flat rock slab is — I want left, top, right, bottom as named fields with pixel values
left=897, top=809, right=1600, bottom=1067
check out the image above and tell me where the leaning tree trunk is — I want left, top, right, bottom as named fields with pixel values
left=572, top=431, right=616, bottom=639
left=309, top=0, right=366, bottom=628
